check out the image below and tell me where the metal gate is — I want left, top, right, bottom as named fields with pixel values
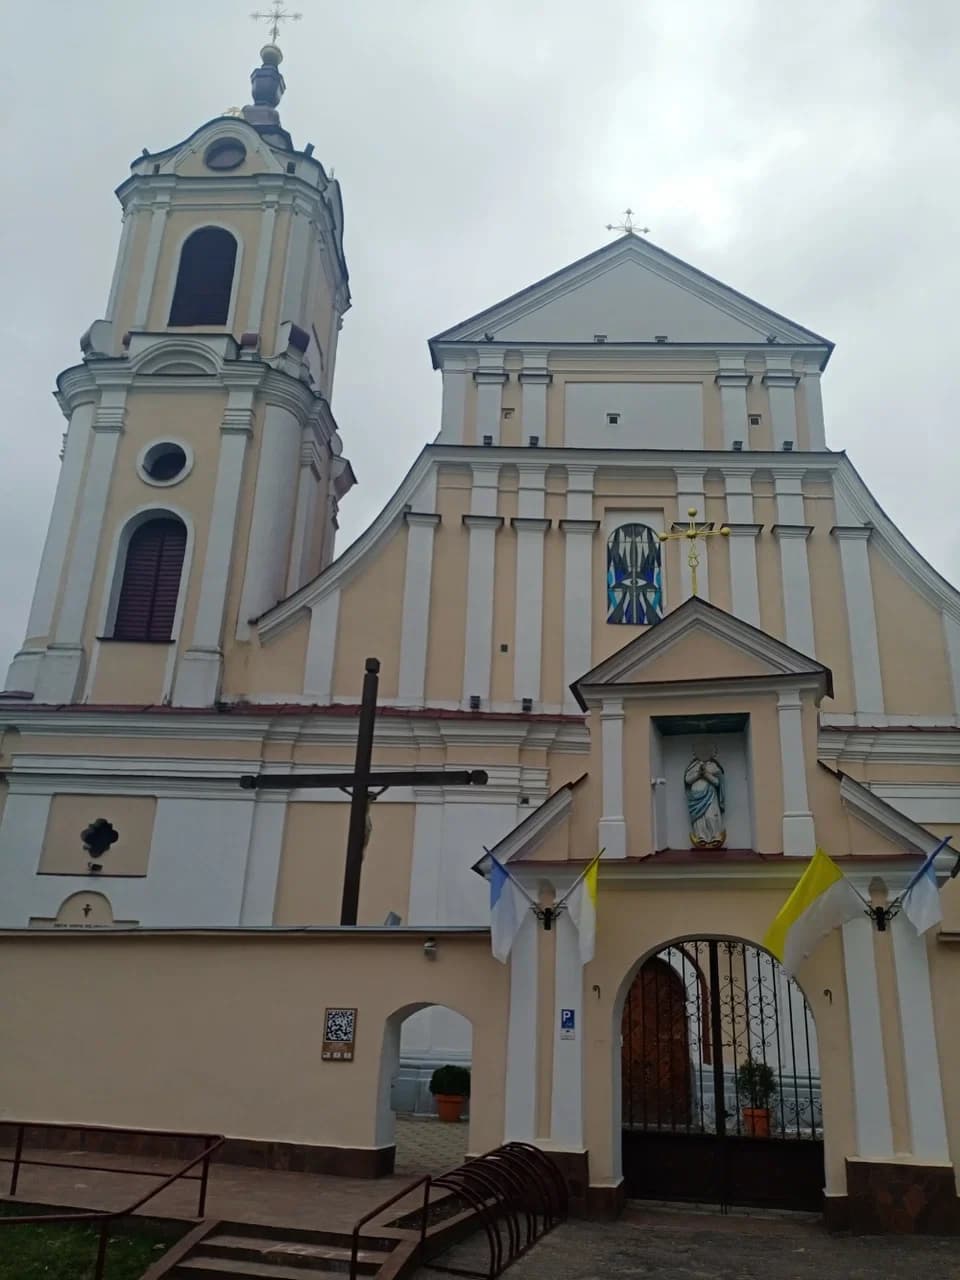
left=621, top=939, right=824, bottom=1212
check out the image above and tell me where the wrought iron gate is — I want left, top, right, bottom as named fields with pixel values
left=621, top=939, right=824, bottom=1212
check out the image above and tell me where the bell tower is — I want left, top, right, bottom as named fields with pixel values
left=5, top=41, right=354, bottom=707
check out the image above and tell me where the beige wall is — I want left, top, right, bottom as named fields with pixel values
left=870, top=547, right=953, bottom=716
left=332, top=526, right=407, bottom=699
left=39, top=794, right=156, bottom=877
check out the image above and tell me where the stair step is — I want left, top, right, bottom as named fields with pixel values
left=199, top=1233, right=388, bottom=1272
left=174, top=1256, right=378, bottom=1279
left=214, top=1221, right=399, bottom=1253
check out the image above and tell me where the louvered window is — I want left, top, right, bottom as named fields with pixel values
left=112, top=518, right=186, bottom=642
left=168, top=227, right=238, bottom=326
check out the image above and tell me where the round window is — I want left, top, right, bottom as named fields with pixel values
left=139, top=442, right=190, bottom=486
left=204, top=138, right=247, bottom=171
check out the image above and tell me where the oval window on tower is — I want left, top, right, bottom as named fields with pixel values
left=137, top=440, right=192, bottom=487
left=204, top=138, right=247, bottom=171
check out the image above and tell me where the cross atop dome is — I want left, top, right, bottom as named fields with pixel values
left=251, top=2, right=302, bottom=46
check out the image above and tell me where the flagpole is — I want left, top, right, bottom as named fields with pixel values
left=554, top=849, right=605, bottom=910
left=482, top=848, right=539, bottom=908
left=867, top=835, right=952, bottom=931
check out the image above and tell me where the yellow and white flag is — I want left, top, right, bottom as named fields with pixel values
left=763, top=848, right=862, bottom=977
left=566, top=852, right=601, bottom=965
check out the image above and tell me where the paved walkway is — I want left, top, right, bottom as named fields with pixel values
left=395, top=1115, right=468, bottom=1174
left=413, top=1206, right=960, bottom=1280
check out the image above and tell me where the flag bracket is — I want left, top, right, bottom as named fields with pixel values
left=866, top=902, right=900, bottom=933
left=532, top=903, right=567, bottom=932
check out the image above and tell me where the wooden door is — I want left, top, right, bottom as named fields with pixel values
left=621, top=958, right=691, bottom=1128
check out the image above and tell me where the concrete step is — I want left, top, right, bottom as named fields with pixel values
left=197, top=1232, right=389, bottom=1273
left=173, top=1256, right=377, bottom=1279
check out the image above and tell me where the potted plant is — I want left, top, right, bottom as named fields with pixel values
left=736, top=1058, right=777, bottom=1137
left=430, top=1065, right=471, bottom=1123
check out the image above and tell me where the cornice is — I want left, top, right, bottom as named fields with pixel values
left=511, top=517, right=552, bottom=532
left=838, top=772, right=941, bottom=856
left=831, top=525, right=873, bottom=541
left=818, top=727, right=960, bottom=765
left=462, top=514, right=504, bottom=530
left=771, top=524, right=813, bottom=540
left=404, top=511, right=441, bottom=528
left=559, top=519, right=600, bottom=534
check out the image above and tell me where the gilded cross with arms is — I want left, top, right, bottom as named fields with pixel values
left=658, top=507, right=730, bottom=598
left=251, top=1, right=302, bottom=44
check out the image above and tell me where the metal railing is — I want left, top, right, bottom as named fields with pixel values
left=0, top=1121, right=224, bottom=1279
left=350, top=1142, right=568, bottom=1280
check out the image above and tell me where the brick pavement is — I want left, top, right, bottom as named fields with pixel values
left=394, top=1115, right=469, bottom=1174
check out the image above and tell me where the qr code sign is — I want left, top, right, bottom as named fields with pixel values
left=324, top=1008, right=356, bottom=1042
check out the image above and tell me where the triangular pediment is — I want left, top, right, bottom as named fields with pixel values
left=431, top=236, right=831, bottom=349
left=573, top=598, right=832, bottom=707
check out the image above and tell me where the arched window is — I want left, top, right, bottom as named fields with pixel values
left=607, top=523, right=662, bottom=625
left=168, top=227, right=238, bottom=326
left=112, top=517, right=187, bottom=642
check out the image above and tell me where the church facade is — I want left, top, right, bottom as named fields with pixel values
left=3, top=43, right=960, bottom=1230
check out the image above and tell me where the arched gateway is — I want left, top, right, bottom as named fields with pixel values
left=618, top=937, right=824, bottom=1212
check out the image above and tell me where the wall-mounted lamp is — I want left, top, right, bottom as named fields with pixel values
left=423, top=937, right=438, bottom=960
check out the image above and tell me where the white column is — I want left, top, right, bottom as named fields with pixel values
left=132, top=199, right=170, bottom=329
left=842, top=915, right=894, bottom=1158
left=561, top=465, right=596, bottom=711
left=236, top=403, right=303, bottom=639
left=832, top=526, right=884, bottom=716
left=674, top=468, right=708, bottom=602
left=716, top=361, right=750, bottom=450
left=239, top=794, right=288, bottom=925
left=474, top=370, right=506, bottom=445
left=773, top=470, right=815, bottom=656
left=890, top=917, right=950, bottom=1162
left=943, top=613, right=960, bottom=717
left=512, top=464, right=548, bottom=706
left=398, top=512, right=441, bottom=705
left=598, top=697, right=627, bottom=860
left=461, top=464, right=500, bottom=707
left=777, top=688, right=815, bottom=857
left=303, top=589, right=340, bottom=701
left=519, top=367, right=550, bottom=445
left=244, top=199, right=278, bottom=333
left=174, top=393, right=253, bottom=705
left=105, top=212, right=134, bottom=321
left=763, top=359, right=799, bottom=451
left=723, top=471, right=760, bottom=626
left=803, top=371, right=827, bottom=450
left=550, top=908, right=584, bottom=1148
left=504, top=914, right=539, bottom=1142
left=438, top=361, right=468, bottom=444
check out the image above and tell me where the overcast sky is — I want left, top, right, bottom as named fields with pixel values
left=1, top=0, right=958, bottom=676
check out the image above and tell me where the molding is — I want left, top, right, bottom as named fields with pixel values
left=771, top=524, right=813, bottom=539
left=762, top=372, right=800, bottom=387
left=462, top=513, right=504, bottom=530
left=726, top=522, right=763, bottom=536
left=404, top=511, right=441, bottom=528
left=831, top=525, right=873, bottom=541
left=518, top=370, right=552, bottom=385
left=819, top=727, right=960, bottom=765
left=715, top=372, right=751, bottom=388
left=510, top=517, right=552, bottom=532
left=559, top=519, right=600, bottom=535
left=473, top=369, right=508, bottom=385
left=838, top=773, right=942, bottom=856
left=480, top=780, right=578, bottom=866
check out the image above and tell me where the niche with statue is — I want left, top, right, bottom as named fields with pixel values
left=650, top=713, right=755, bottom=852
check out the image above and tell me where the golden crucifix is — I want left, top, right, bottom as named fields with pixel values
left=658, top=507, right=730, bottom=598
left=251, top=1, right=302, bottom=44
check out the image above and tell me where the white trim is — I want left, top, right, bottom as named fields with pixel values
left=866, top=782, right=960, bottom=826
left=764, top=371, right=799, bottom=450
left=833, top=528, right=884, bottom=715
left=105, top=211, right=134, bottom=321
left=135, top=438, right=194, bottom=488
left=487, top=783, right=576, bottom=865
left=841, top=916, right=894, bottom=1158
left=132, top=201, right=170, bottom=329
left=512, top=487, right=548, bottom=704
left=520, top=371, right=549, bottom=444
left=723, top=472, right=760, bottom=625
left=838, top=773, right=942, bottom=856
left=161, top=220, right=244, bottom=333
left=804, top=372, right=826, bottom=450
left=286, top=446, right=319, bottom=596
left=598, top=697, right=627, bottom=860
left=775, top=527, right=816, bottom=657
left=717, top=369, right=749, bottom=450
left=406, top=798, right=445, bottom=925
left=24, top=401, right=95, bottom=642
left=438, top=364, right=468, bottom=444
left=303, top=589, right=340, bottom=701
left=550, top=908, right=584, bottom=1147
left=278, top=203, right=312, bottom=329
left=239, top=794, right=287, bottom=925
left=398, top=509, right=440, bottom=706
left=462, top=519, right=500, bottom=705
left=777, top=688, right=814, bottom=857
left=244, top=200, right=278, bottom=333
left=820, top=725, right=960, bottom=764
left=504, top=915, right=538, bottom=1141
left=474, top=368, right=506, bottom=445
left=890, top=919, right=949, bottom=1162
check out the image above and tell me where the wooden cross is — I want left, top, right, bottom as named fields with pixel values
left=240, top=658, right=488, bottom=925
left=658, top=507, right=730, bottom=597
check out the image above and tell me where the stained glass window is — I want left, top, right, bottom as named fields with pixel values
left=606, top=523, right=662, bottom=625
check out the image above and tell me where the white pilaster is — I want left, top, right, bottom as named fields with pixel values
left=133, top=199, right=170, bottom=329
left=406, top=794, right=445, bottom=925
left=519, top=365, right=551, bottom=445
left=279, top=200, right=312, bottom=326
left=723, top=471, right=761, bottom=626
left=943, top=613, right=960, bottom=717
left=842, top=915, right=894, bottom=1158
left=239, top=794, right=288, bottom=925
left=474, top=369, right=506, bottom=445
left=236, top=402, right=303, bottom=639
left=763, top=359, right=799, bottom=451
left=512, top=465, right=548, bottom=706
left=561, top=465, right=596, bottom=711
left=461, top=464, right=501, bottom=706
left=550, top=908, right=584, bottom=1148
left=398, top=512, right=441, bottom=705
left=674, top=468, right=708, bottom=602
left=598, top=696, right=627, bottom=860
left=832, top=526, right=884, bottom=716
left=244, top=199, right=278, bottom=333
left=175, top=392, right=253, bottom=705
left=803, top=371, right=827, bottom=450
left=286, top=443, right=320, bottom=597
left=105, top=212, right=134, bottom=321
left=438, top=362, right=468, bottom=444
left=890, top=918, right=950, bottom=1162
left=716, top=360, right=750, bottom=450
left=303, top=590, right=340, bottom=701
left=777, top=688, right=815, bottom=857
left=773, top=471, right=815, bottom=657
left=504, top=914, right=538, bottom=1142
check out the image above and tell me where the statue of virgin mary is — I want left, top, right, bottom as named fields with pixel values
left=684, top=752, right=726, bottom=849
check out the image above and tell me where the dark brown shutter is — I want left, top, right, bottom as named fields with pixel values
left=113, top=518, right=186, bottom=642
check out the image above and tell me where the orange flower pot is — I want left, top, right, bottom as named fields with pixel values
left=742, top=1107, right=771, bottom=1138
left=435, top=1094, right=466, bottom=1123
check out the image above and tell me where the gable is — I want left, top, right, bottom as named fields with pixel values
left=618, top=627, right=784, bottom=685
left=433, top=237, right=831, bottom=350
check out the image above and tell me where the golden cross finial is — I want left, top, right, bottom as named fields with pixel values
left=658, top=507, right=730, bottom=598
left=605, top=208, right=650, bottom=237
left=251, top=1, right=302, bottom=44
